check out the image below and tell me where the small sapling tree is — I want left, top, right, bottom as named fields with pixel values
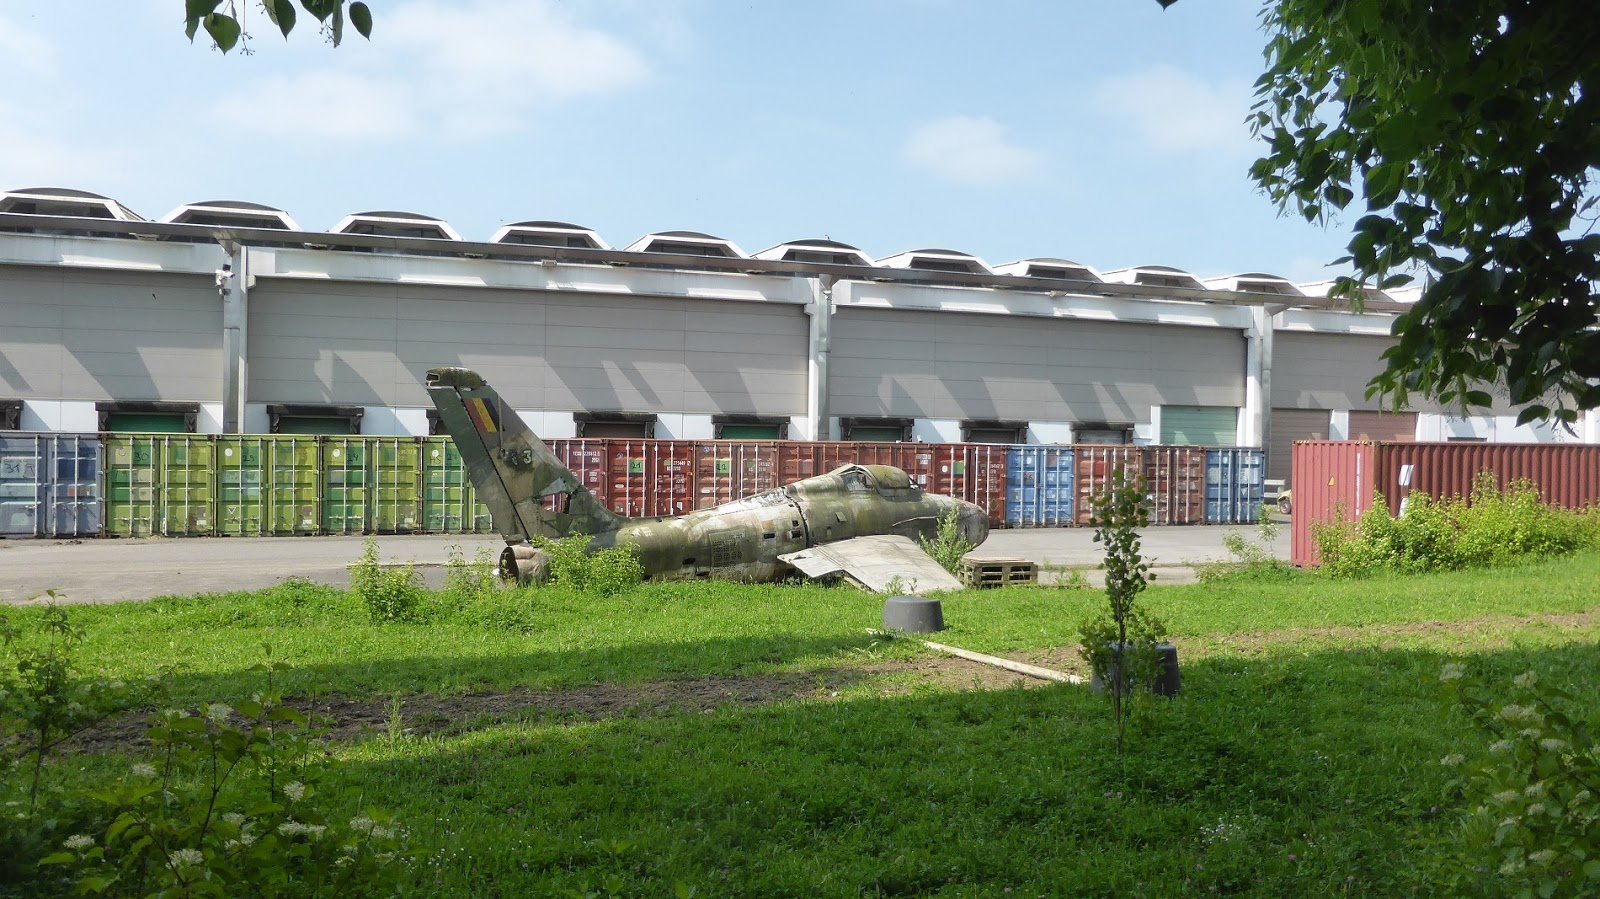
left=1081, top=467, right=1165, bottom=753
left=920, top=505, right=977, bottom=576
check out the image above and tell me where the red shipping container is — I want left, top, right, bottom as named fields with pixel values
left=1289, top=441, right=1379, bottom=567
left=694, top=441, right=781, bottom=508
left=1373, top=442, right=1600, bottom=516
left=1074, top=446, right=1146, bottom=525
left=547, top=439, right=612, bottom=512
left=606, top=439, right=696, bottom=518
left=1143, top=446, right=1206, bottom=525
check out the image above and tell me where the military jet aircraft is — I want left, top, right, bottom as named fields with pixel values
left=425, top=367, right=989, bottom=590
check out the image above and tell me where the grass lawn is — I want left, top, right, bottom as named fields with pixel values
left=8, top=553, right=1600, bottom=896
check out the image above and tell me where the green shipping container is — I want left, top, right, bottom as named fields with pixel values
left=103, top=435, right=215, bottom=537
left=420, top=438, right=492, bottom=534
left=321, top=438, right=369, bottom=535
left=215, top=437, right=321, bottom=536
left=322, top=437, right=421, bottom=534
left=369, top=438, right=421, bottom=534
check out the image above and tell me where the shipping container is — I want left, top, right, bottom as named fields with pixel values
left=549, top=439, right=611, bottom=514
left=45, top=434, right=102, bottom=537
left=1003, top=446, right=1075, bottom=527
left=1204, top=448, right=1266, bottom=525
left=1372, top=442, right=1600, bottom=517
left=103, top=435, right=161, bottom=537
left=606, top=439, right=696, bottom=518
left=907, top=443, right=1008, bottom=527
left=1073, top=446, right=1145, bottom=525
left=1145, top=446, right=1207, bottom=525
left=0, top=434, right=46, bottom=536
left=1288, top=441, right=1379, bottom=566
left=370, top=438, right=422, bottom=533
left=694, top=441, right=780, bottom=508
left=215, top=437, right=320, bottom=536
left=161, top=437, right=216, bottom=536
left=420, top=437, right=486, bottom=534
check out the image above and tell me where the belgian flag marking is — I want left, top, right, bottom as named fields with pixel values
left=465, top=397, right=501, bottom=433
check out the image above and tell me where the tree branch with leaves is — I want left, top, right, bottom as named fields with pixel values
left=184, top=0, right=372, bottom=53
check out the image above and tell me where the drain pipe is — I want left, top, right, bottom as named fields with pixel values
left=219, top=240, right=250, bottom=434
left=804, top=275, right=834, bottom=440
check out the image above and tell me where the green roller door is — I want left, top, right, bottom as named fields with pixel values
left=105, top=413, right=187, bottom=433
left=1160, top=406, right=1238, bottom=446
left=719, top=424, right=782, bottom=439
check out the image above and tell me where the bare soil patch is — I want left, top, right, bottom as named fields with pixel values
left=65, top=654, right=1053, bottom=754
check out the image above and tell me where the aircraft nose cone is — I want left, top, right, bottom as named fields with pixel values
left=958, top=500, right=989, bottom=546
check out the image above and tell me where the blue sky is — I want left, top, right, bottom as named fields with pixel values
left=1, top=0, right=1353, bottom=282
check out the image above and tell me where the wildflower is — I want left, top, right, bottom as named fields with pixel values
left=64, top=835, right=95, bottom=851
left=221, top=813, right=245, bottom=826
left=335, top=855, right=354, bottom=868
left=371, top=826, right=397, bottom=841
left=283, top=781, right=306, bottom=802
left=1439, top=753, right=1465, bottom=767
left=1498, top=704, right=1536, bottom=724
left=278, top=820, right=311, bottom=837
left=169, top=848, right=205, bottom=868
left=205, top=703, right=233, bottom=722
left=1539, top=738, right=1568, bottom=752
left=1513, top=671, right=1538, bottom=689
left=1493, top=790, right=1520, bottom=804
left=130, top=763, right=157, bottom=778
left=1488, top=739, right=1515, bottom=755
left=1529, top=849, right=1557, bottom=867
left=1525, top=802, right=1547, bottom=817
left=1520, top=728, right=1544, bottom=740
left=349, top=816, right=375, bottom=833
left=306, top=824, right=328, bottom=839
left=109, top=679, right=125, bottom=690
left=1524, top=782, right=1546, bottom=798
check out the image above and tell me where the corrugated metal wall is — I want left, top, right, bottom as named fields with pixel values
left=1289, top=441, right=1379, bottom=566
left=248, top=281, right=809, bottom=415
left=829, top=309, right=1245, bottom=421
left=1268, top=408, right=1328, bottom=484
left=0, top=267, right=222, bottom=402
left=1373, top=443, right=1600, bottom=515
left=1289, top=441, right=1600, bottom=566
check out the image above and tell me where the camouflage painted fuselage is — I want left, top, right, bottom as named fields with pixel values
left=424, top=366, right=988, bottom=583
left=591, top=464, right=987, bottom=582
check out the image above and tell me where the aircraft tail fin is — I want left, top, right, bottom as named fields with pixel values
left=425, top=367, right=624, bottom=542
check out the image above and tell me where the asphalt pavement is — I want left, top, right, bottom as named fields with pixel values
left=0, top=520, right=1291, bottom=605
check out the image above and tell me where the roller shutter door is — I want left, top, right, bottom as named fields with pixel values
left=1348, top=410, right=1417, bottom=442
left=1160, top=406, right=1238, bottom=446
left=1269, top=408, right=1329, bottom=484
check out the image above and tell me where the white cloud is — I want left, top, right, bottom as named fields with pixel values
left=1092, top=64, right=1254, bottom=155
left=217, top=0, right=651, bottom=142
left=901, top=116, right=1043, bottom=185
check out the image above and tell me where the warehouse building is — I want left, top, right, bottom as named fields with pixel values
left=2, top=187, right=1596, bottom=488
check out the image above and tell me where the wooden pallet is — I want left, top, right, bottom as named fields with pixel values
left=959, top=557, right=1038, bottom=588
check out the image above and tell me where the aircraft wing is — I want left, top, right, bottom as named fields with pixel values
left=779, top=534, right=965, bottom=593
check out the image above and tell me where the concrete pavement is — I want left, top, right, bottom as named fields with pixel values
left=0, top=521, right=1290, bottom=604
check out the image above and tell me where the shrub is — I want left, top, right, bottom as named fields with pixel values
left=537, top=536, right=644, bottom=597
left=1314, top=475, right=1596, bottom=578
left=1438, top=662, right=1600, bottom=897
left=439, top=543, right=499, bottom=610
left=348, top=538, right=425, bottom=623
left=919, top=505, right=976, bottom=575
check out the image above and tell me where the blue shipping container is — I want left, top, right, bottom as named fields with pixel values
left=0, top=433, right=101, bottom=537
left=1205, top=448, right=1265, bottom=524
left=1005, top=446, right=1075, bottom=527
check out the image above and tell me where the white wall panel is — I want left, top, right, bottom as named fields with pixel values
left=248, top=281, right=808, bottom=415
left=0, top=267, right=221, bottom=402
left=829, top=308, right=1243, bottom=422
